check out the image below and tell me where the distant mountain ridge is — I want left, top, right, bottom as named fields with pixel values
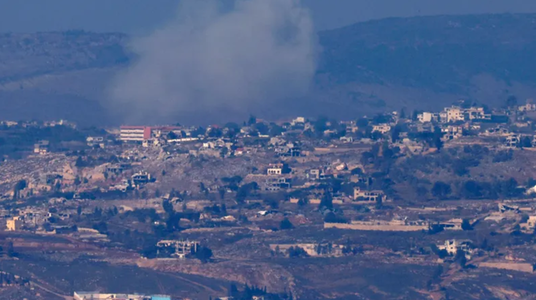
left=0, top=31, right=129, bottom=83
left=1, top=14, right=536, bottom=124
left=318, top=13, right=536, bottom=91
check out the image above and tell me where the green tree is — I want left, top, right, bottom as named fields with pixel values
left=375, top=195, right=383, bottom=209
left=520, top=136, right=532, bottom=148
left=391, top=125, right=402, bottom=142
left=455, top=249, right=467, bottom=268
left=92, top=221, right=108, bottom=234
left=248, top=115, right=257, bottom=126
left=428, top=224, right=444, bottom=235
left=506, top=95, right=518, bottom=108
left=433, top=126, right=443, bottom=151
left=280, top=218, right=294, bottom=230
left=324, top=212, right=347, bottom=223
left=6, top=242, right=16, bottom=257
left=75, top=156, right=85, bottom=167
left=399, top=108, right=406, bottom=119
left=13, top=180, right=27, bottom=200
left=162, top=200, right=174, bottom=214
left=287, top=246, right=309, bottom=258
left=461, top=219, right=473, bottom=231
left=318, top=191, right=333, bottom=210
left=220, top=147, right=229, bottom=158
left=432, top=181, right=452, bottom=199
left=194, top=246, right=213, bottom=263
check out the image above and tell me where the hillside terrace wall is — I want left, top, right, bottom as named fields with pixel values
left=324, top=222, right=428, bottom=232
left=478, top=262, right=534, bottom=273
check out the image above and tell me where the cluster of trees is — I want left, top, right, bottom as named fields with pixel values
left=193, top=246, right=213, bottom=263
left=408, top=126, right=444, bottom=150
left=203, top=204, right=227, bottom=216
left=154, top=199, right=200, bottom=237
left=236, top=182, right=259, bottom=203
left=225, top=283, right=293, bottom=300
left=279, top=218, right=294, bottom=230
left=203, top=117, right=287, bottom=139
left=221, top=176, right=243, bottom=191
left=92, top=221, right=108, bottom=234
left=287, top=246, right=309, bottom=258
left=361, top=142, right=400, bottom=174
left=0, top=125, right=86, bottom=159
left=430, top=178, right=524, bottom=200
left=388, top=144, right=527, bottom=201
left=341, top=240, right=363, bottom=255
left=323, top=212, right=347, bottom=223
left=125, top=208, right=160, bottom=223
left=305, top=116, right=346, bottom=139
left=0, top=271, right=29, bottom=286
left=493, top=150, right=514, bottom=162
left=0, top=242, right=17, bottom=258
left=12, top=180, right=27, bottom=200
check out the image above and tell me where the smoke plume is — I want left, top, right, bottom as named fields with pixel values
left=110, top=0, right=317, bottom=124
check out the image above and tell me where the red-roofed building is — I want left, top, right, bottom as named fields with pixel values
left=120, top=126, right=181, bottom=142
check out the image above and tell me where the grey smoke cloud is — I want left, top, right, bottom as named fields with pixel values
left=111, top=0, right=317, bottom=123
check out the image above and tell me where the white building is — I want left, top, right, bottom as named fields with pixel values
left=291, top=117, right=306, bottom=125
left=267, top=167, right=282, bottom=175
left=442, top=126, right=463, bottom=141
left=444, top=106, right=465, bottom=123
left=267, top=163, right=284, bottom=175
left=372, top=124, right=391, bottom=134
left=353, top=187, right=384, bottom=202
left=437, top=239, right=473, bottom=258
left=520, top=216, right=536, bottom=232
left=465, top=107, right=490, bottom=120
left=417, top=112, right=440, bottom=123
left=6, top=217, right=22, bottom=231
left=34, top=140, right=49, bottom=155
left=518, top=102, right=536, bottom=112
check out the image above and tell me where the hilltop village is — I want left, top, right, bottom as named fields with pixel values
left=3, top=98, right=536, bottom=299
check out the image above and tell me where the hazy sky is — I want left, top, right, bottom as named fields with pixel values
left=1, top=0, right=536, bottom=33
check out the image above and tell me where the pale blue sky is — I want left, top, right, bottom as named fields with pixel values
left=1, top=0, right=536, bottom=33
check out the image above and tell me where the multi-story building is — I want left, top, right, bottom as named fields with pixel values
left=267, top=163, right=284, bottom=175
left=465, top=107, right=491, bottom=120
left=156, top=240, right=200, bottom=258
left=264, top=177, right=291, bottom=191
left=74, top=292, right=170, bottom=300
left=6, top=217, right=22, bottom=231
left=353, top=187, right=384, bottom=202
left=120, top=126, right=152, bottom=142
left=120, top=126, right=181, bottom=142
left=444, top=106, right=465, bottom=123
left=33, top=140, right=49, bottom=155
left=132, top=171, right=152, bottom=187
left=372, top=124, right=391, bottom=134
left=442, top=125, right=463, bottom=141
left=437, top=239, right=473, bottom=259
left=417, top=112, right=440, bottom=123
left=505, top=134, right=520, bottom=148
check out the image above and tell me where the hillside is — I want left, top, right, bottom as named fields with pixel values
left=0, top=31, right=128, bottom=83
left=1, top=14, right=536, bottom=124
left=312, top=13, right=536, bottom=116
left=319, top=14, right=536, bottom=88
left=0, top=31, right=128, bottom=125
